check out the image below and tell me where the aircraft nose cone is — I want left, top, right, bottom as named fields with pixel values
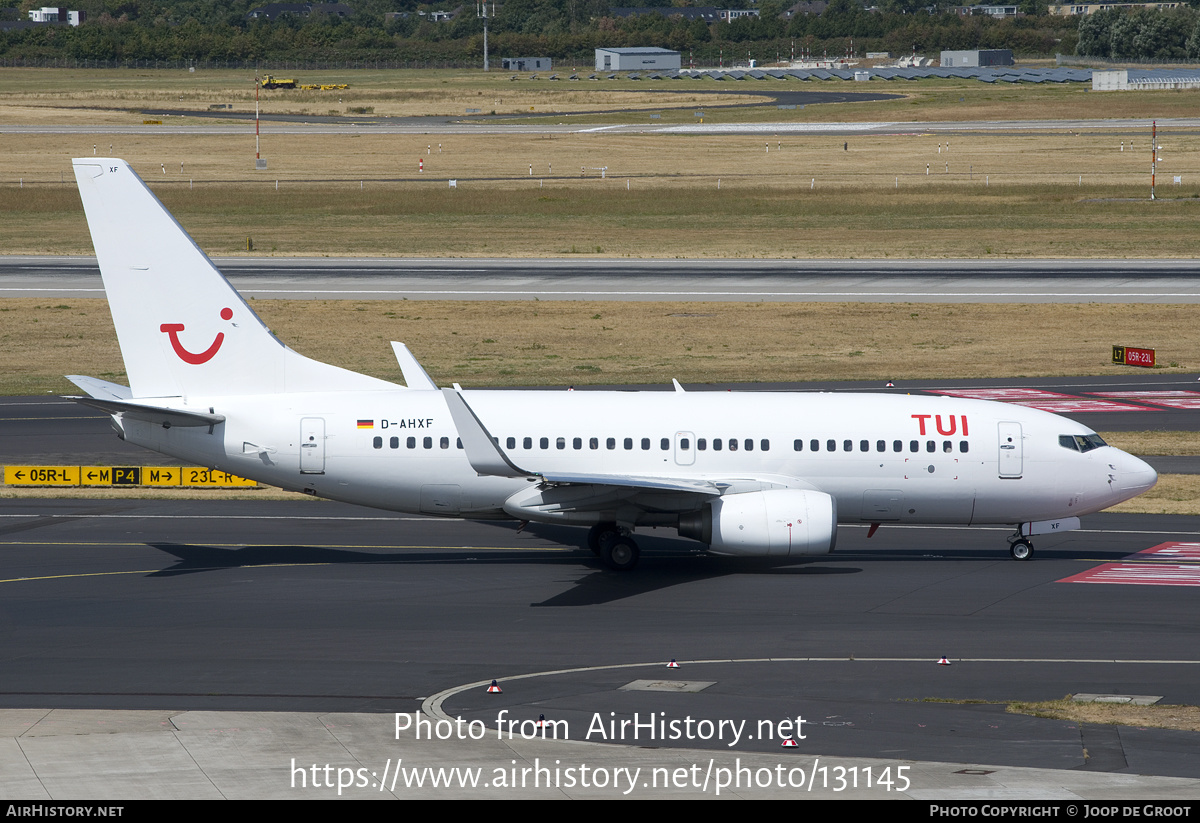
left=1113, top=452, right=1158, bottom=495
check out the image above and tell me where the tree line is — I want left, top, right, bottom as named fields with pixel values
left=0, top=0, right=1194, bottom=65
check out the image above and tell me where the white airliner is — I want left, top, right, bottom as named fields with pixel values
left=66, top=158, right=1157, bottom=570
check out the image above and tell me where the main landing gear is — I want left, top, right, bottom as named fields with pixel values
left=1008, top=534, right=1034, bottom=561
left=587, top=523, right=640, bottom=571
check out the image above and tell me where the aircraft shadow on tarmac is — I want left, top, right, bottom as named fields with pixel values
left=142, top=537, right=862, bottom=606
left=143, top=523, right=1134, bottom=604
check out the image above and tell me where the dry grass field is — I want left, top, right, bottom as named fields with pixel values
left=1005, top=697, right=1200, bottom=732
left=5, top=67, right=1200, bottom=123
left=3, top=69, right=1200, bottom=258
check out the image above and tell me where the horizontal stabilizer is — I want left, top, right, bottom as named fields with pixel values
left=65, top=395, right=225, bottom=429
left=66, top=375, right=132, bottom=401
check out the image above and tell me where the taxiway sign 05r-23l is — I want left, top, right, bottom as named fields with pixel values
left=65, top=159, right=1158, bottom=570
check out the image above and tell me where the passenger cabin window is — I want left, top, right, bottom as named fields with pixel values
left=506, top=437, right=516, bottom=449
left=794, top=439, right=803, bottom=452
left=713, top=439, right=723, bottom=451
left=606, top=438, right=616, bottom=450
left=661, top=438, right=670, bottom=451
left=373, top=436, right=382, bottom=449
left=680, top=438, right=690, bottom=450
left=960, top=441, right=969, bottom=453
left=540, top=437, right=549, bottom=450
left=729, top=439, right=739, bottom=452
left=423, top=437, right=433, bottom=449
left=761, top=439, right=770, bottom=452
left=524, top=437, right=532, bottom=449
left=827, top=439, right=836, bottom=452
left=557, top=437, right=566, bottom=450
left=408, top=437, right=416, bottom=449
left=698, top=438, right=707, bottom=451
left=440, top=436, right=449, bottom=449
left=390, top=437, right=399, bottom=449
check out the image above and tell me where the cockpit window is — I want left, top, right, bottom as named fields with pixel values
left=1060, top=434, right=1107, bottom=453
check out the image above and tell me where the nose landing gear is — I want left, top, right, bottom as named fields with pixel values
left=1008, top=535, right=1034, bottom=561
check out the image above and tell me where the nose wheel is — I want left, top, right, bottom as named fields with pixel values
left=1008, top=537, right=1034, bottom=561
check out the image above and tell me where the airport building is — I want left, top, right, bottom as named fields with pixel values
left=502, top=57, right=552, bottom=71
left=595, top=47, right=682, bottom=72
left=940, top=49, right=1014, bottom=67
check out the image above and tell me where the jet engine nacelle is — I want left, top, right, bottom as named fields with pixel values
left=677, top=489, right=837, bottom=557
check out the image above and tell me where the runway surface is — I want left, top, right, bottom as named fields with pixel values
left=3, top=373, right=1200, bottom=795
left=4, top=256, right=1200, bottom=302
left=3, top=497, right=1200, bottom=782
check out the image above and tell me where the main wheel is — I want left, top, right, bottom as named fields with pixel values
left=1010, top=539, right=1034, bottom=561
left=587, top=523, right=619, bottom=556
left=602, top=537, right=640, bottom=571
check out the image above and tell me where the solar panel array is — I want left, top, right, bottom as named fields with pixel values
left=522, top=66, right=1200, bottom=86
left=665, top=66, right=1100, bottom=83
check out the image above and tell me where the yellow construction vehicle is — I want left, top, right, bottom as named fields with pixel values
left=258, top=75, right=298, bottom=90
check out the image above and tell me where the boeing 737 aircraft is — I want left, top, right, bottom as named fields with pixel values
left=66, top=159, right=1158, bottom=570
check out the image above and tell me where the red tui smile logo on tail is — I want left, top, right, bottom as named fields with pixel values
left=160, top=307, right=233, bottom=364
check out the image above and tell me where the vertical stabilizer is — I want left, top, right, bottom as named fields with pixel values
left=72, top=159, right=394, bottom=399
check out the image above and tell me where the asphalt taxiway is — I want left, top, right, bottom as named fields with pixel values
left=2, top=375, right=1200, bottom=796
left=3, top=498, right=1200, bottom=797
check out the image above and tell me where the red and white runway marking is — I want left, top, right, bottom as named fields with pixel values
left=1059, top=542, right=1200, bottom=586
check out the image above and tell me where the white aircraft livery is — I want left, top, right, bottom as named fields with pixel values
left=67, top=159, right=1158, bottom=570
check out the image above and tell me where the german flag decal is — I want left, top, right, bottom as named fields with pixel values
left=357, top=420, right=374, bottom=429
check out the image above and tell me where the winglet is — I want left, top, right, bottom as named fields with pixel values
left=672, top=379, right=685, bottom=393
left=440, top=388, right=532, bottom=478
left=391, top=342, right=438, bottom=390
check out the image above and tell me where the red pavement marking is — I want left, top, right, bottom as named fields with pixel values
left=1059, top=542, right=1200, bottom=587
left=1011, top=399, right=1150, bottom=413
left=928, top=389, right=1074, bottom=402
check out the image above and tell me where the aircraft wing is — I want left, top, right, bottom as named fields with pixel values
left=535, top=471, right=724, bottom=496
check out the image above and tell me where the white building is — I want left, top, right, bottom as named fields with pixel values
left=940, top=49, right=1014, bottom=67
left=595, top=47, right=682, bottom=72
left=28, top=7, right=84, bottom=25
